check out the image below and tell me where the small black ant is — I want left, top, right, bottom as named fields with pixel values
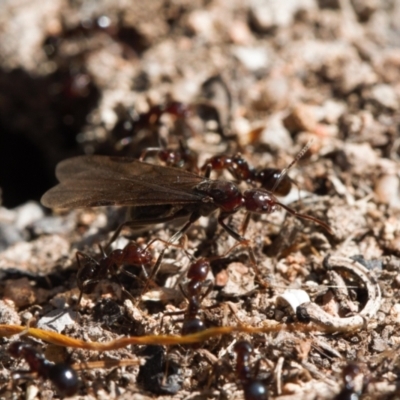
left=180, top=258, right=213, bottom=335
left=8, top=341, right=79, bottom=397
left=334, top=363, right=362, bottom=400
left=234, top=340, right=268, bottom=400
left=76, top=240, right=165, bottom=307
left=163, top=258, right=213, bottom=337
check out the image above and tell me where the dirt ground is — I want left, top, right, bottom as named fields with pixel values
left=1, top=0, right=400, bottom=399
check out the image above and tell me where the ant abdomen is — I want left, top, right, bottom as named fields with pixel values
left=243, top=381, right=269, bottom=400
left=47, top=363, right=80, bottom=397
left=255, top=168, right=292, bottom=196
left=181, top=318, right=206, bottom=335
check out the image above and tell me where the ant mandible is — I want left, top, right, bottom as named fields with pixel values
left=234, top=340, right=269, bottom=400
left=8, top=341, right=79, bottom=397
left=76, top=240, right=166, bottom=307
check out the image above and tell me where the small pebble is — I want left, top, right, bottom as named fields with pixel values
left=4, top=278, right=36, bottom=308
left=369, top=84, right=399, bottom=110
left=374, top=174, right=400, bottom=207
left=37, top=309, right=78, bottom=332
left=283, top=103, right=317, bottom=134
left=15, top=201, right=44, bottom=230
left=249, top=0, right=315, bottom=31
left=0, top=299, right=21, bottom=325
left=233, top=46, right=270, bottom=71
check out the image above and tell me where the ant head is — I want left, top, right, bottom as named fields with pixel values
left=123, top=243, right=153, bottom=267
left=258, top=141, right=313, bottom=196
left=256, top=168, right=292, bottom=196
left=187, top=258, right=210, bottom=282
left=243, top=189, right=279, bottom=214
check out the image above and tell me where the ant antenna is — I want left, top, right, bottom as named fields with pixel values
left=271, top=140, right=313, bottom=194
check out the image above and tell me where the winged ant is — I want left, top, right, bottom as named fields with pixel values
left=41, top=144, right=331, bottom=286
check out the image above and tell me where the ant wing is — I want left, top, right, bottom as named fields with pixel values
left=41, top=155, right=205, bottom=209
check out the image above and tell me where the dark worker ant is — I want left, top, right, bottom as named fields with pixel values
left=201, top=142, right=311, bottom=197
left=139, top=139, right=199, bottom=173
left=334, top=363, right=363, bottom=400
left=133, top=101, right=192, bottom=132
left=162, top=257, right=213, bottom=338
left=233, top=340, right=269, bottom=400
left=8, top=341, right=79, bottom=397
left=75, top=239, right=166, bottom=308
left=114, top=101, right=195, bottom=153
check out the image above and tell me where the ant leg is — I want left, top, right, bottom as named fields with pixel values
left=217, top=215, right=269, bottom=288
left=144, top=237, right=192, bottom=260
left=178, top=283, right=190, bottom=301
left=140, top=249, right=166, bottom=295
left=139, top=147, right=163, bottom=162
left=240, top=212, right=251, bottom=237
left=75, top=252, right=85, bottom=308
left=203, top=163, right=212, bottom=179
left=10, top=370, right=36, bottom=394
left=145, top=237, right=174, bottom=250
left=199, top=280, right=214, bottom=303
left=169, top=211, right=201, bottom=244
left=75, top=251, right=98, bottom=310
left=111, top=271, right=139, bottom=303
left=105, top=222, right=131, bottom=250
left=108, top=210, right=201, bottom=250
left=217, top=214, right=246, bottom=243
left=159, top=310, right=185, bottom=332
left=106, top=215, right=184, bottom=250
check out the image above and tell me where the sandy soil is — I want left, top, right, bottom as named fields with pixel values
left=1, top=0, right=400, bottom=399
